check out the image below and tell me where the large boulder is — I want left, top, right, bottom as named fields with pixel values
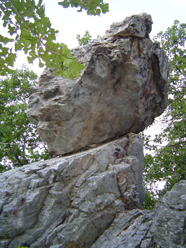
left=27, top=13, right=169, bottom=156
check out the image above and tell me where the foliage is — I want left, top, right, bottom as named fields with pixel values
left=143, top=20, right=186, bottom=207
left=76, top=30, right=92, bottom=46
left=58, top=0, right=109, bottom=15
left=0, top=0, right=84, bottom=78
left=142, top=189, right=158, bottom=210
left=0, top=0, right=108, bottom=78
left=0, top=67, right=51, bottom=172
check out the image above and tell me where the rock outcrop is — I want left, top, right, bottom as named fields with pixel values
left=92, top=180, right=186, bottom=248
left=0, top=134, right=144, bottom=248
left=1, top=13, right=181, bottom=248
left=27, top=13, right=169, bottom=156
left=0, top=135, right=186, bottom=248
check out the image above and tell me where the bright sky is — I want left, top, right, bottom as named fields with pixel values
left=12, top=0, right=186, bottom=76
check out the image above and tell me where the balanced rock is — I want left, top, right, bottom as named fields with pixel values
left=27, top=13, right=169, bottom=156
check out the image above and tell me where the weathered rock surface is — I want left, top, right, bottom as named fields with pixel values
left=27, top=13, right=169, bottom=156
left=1, top=13, right=178, bottom=248
left=92, top=180, right=186, bottom=248
left=0, top=133, right=145, bottom=248
left=0, top=141, right=186, bottom=248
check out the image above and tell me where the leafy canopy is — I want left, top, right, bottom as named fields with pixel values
left=0, top=67, right=51, bottom=172
left=0, top=0, right=109, bottom=77
left=59, top=0, right=109, bottom=15
left=143, top=20, right=186, bottom=208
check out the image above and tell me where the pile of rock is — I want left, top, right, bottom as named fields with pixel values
left=0, top=13, right=185, bottom=248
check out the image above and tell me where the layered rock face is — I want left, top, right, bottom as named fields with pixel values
left=1, top=13, right=184, bottom=248
left=0, top=134, right=145, bottom=248
left=92, top=180, right=186, bottom=248
left=27, top=13, right=169, bottom=156
left=0, top=136, right=186, bottom=248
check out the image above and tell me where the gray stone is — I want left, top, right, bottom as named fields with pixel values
left=2, top=12, right=183, bottom=248
left=27, top=13, right=169, bottom=156
left=91, top=181, right=186, bottom=248
left=150, top=180, right=186, bottom=248
left=0, top=141, right=185, bottom=248
left=0, top=134, right=144, bottom=248
left=104, top=13, right=153, bottom=38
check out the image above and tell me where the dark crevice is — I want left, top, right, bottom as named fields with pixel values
left=116, top=177, right=126, bottom=205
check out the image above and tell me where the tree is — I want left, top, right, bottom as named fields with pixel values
left=0, top=67, right=51, bottom=172
left=0, top=0, right=109, bottom=77
left=76, top=30, right=92, bottom=46
left=143, top=20, right=186, bottom=208
left=58, top=0, right=109, bottom=15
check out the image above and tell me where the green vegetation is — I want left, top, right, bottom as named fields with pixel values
left=76, top=30, right=92, bottom=46
left=0, top=1, right=109, bottom=172
left=0, top=0, right=109, bottom=172
left=58, top=0, right=109, bottom=15
left=0, top=67, right=51, bottom=172
left=76, top=30, right=103, bottom=46
left=143, top=20, right=186, bottom=209
left=15, top=246, right=29, bottom=248
left=0, top=0, right=109, bottom=78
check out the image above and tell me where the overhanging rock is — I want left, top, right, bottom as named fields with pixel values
left=27, top=13, right=169, bottom=156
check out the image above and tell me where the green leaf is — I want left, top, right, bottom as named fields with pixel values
left=27, top=56, right=35, bottom=63
left=58, top=1, right=70, bottom=8
left=15, top=41, right=23, bottom=51
left=39, top=59, right=45, bottom=67
left=21, top=28, right=31, bottom=37
left=5, top=53, right=16, bottom=67
left=0, top=35, right=14, bottom=44
left=42, top=16, right=51, bottom=27
left=8, top=24, right=16, bottom=35
left=0, top=46, right=9, bottom=56
left=100, top=3, right=109, bottom=13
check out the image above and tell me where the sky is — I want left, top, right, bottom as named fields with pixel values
left=10, top=0, right=186, bottom=76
